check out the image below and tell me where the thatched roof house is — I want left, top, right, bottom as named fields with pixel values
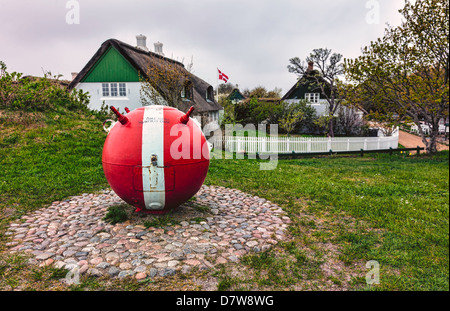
left=227, top=88, right=246, bottom=103
left=69, top=36, right=222, bottom=124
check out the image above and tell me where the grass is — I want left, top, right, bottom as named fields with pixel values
left=0, top=108, right=448, bottom=291
left=205, top=152, right=449, bottom=290
left=0, top=109, right=109, bottom=222
left=143, top=215, right=180, bottom=229
left=103, top=204, right=130, bottom=224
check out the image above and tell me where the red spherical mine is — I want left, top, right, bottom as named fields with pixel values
left=102, top=105, right=210, bottom=214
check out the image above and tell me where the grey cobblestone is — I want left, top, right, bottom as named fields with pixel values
left=6, top=185, right=291, bottom=281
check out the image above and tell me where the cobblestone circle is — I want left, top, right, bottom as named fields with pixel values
left=5, top=185, right=291, bottom=281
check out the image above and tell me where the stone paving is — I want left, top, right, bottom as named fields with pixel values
left=5, top=185, right=291, bottom=281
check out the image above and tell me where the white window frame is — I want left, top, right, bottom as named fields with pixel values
left=102, top=83, right=110, bottom=97
left=110, top=83, right=118, bottom=97
left=101, top=83, right=128, bottom=99
left=305, top=93, right=320, bottom=104
left=209, top=111, right=219, bottom=121
left=119, top=83, right=126, bottom=97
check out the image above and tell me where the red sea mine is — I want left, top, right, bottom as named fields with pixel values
left=102, top=105, right=210, bottom=214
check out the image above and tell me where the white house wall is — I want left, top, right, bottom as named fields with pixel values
left=284, top=99, right=329, bottom=116
left=76, top=82, right=144, bottom=112
left=284, top=99, right=363, bottom=119
left=76, top=81, right=222, bottom=133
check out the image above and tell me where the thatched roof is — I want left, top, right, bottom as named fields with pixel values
left=281, top=71, right=331, bottom=101
left=68, top=39, right=222, bottom=113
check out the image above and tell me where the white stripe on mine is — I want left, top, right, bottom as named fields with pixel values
left=141, top=106, right=165, bottom=210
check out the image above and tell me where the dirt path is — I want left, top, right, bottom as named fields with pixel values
left=398, top=130, right=449, bottom=151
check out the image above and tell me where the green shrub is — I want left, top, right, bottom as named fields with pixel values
left=0, top=60, right=90, bottom=113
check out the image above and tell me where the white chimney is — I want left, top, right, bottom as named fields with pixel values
left=154, top=41, right=164, bottom=56
left=136, top=34, right=149, bottom=52
left=71, top=72, right=78, bottom=81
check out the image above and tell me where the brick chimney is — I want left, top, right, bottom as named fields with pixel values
left=307, top=61, right=314, bottom=73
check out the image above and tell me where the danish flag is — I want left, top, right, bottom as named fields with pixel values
left=218, top=69, right=229, bottom=83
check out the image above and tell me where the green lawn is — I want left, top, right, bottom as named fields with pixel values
left=205, top=152, right=449, bottom=290
left=0, top=110, right=109, bottom=219
left=0, top=109, right=448, bottom=291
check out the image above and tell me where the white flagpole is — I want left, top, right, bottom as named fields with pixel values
left=216, top=68, right=219, bottom=102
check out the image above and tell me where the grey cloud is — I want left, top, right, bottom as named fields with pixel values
left=0, top=0, right=404, bottom=93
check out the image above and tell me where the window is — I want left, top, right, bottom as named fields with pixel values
left=305, top=93, right=320, bottom=104
left=206, top=86, right=214, bottom=101
left=119, top=83, right=126, bottom=97
left=101, top=83, right=127, bottom=97
left=209, top=111, right=219, bottom=121
left=102, top=83, right=109, bottom=97
left=110, top=83, right=118, bottom=97
left=182, top=81, right=193, bottom=100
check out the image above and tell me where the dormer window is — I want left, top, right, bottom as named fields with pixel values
left=182, top=81, right=193, bottom=100
left=305, top=93, right=320, bottom=104
left=206, top=86, right=214, bottom=101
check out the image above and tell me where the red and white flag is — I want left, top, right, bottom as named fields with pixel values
left=218, top=69, right=229, bottom=83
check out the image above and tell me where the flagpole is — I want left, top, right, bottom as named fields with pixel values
left=216, top=68, right=219, bottom=102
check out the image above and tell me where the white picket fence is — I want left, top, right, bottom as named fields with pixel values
left=210, top=133, right=399, bottom=154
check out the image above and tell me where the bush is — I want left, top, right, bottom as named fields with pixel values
left=278, top=100, right=317, bottom=135
left=334, top=105, right=366, bottom=136
left=227, top=97, right=285, bottom=127
left=0, top=61, right=90, bottom=113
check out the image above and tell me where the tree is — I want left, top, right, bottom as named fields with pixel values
left=278, top=100, right=317, bottom=136
left=288, top=48, right=345, bottom=137
left=242, top=86, right=283, bottom=99
left=253, top=100, right=284, bottom=124
left=234, top=97, right=259, bottom=125
left=266, top=87, right=282, bottom=99
left=218, top=83, right=236, bottom=95
left=139, top=55, right=193, bottom=110
left=278, top=101, right=307, bottom=136
left=249, top=86, right=268, bottom=98
left=335, top=105, right=366, bottom=136
left=218, top=97, right=236, bottom=128
left=344, top=0, right=449, bottom=153
left=313, top=115, right=331, bottom=136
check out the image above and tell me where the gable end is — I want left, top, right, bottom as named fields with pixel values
left=81, top=46, right=139, bottom=83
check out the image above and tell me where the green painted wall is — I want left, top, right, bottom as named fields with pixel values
left=228, top=89, right=245, bottom=101
left=81, top=47, right=139, bottom=82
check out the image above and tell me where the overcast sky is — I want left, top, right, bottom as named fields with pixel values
left=0, top=0, right=405, bottom=94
